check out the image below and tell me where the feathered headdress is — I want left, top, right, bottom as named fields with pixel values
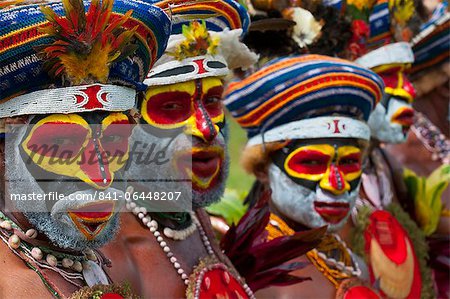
left=240, top=0, right=352, bottom=62
left=144, top=0, right=257, bottom=86
left=38, top=0, right=138, bottom=85
left=220, top=190, right=326, bottom=291
left=0, top=0, right=171, bottom=118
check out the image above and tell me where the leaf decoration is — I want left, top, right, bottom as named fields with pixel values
left=403, top=164, right=450, bottom=235
left=168, top=20, right=220, bottom=60
left=206, top=188, right=248, bottom=225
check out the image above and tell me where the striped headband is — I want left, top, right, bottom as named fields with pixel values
left=411, top=13, right=450, bottom=76
left=152, top=0, right=250, bottom=35
left=0, top=0, right=171, bottom=117
left=225, top=55, right=384, bottom=143
left=356, top=42, right=414, bottom=69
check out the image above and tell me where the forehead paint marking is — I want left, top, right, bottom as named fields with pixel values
left=146, top=80, right=196, bottom=97
left=75, top=85, right=108, bottom=110
left=193, top=59, right=206, bottom=74
left=201, top=77, right=223, bottom=92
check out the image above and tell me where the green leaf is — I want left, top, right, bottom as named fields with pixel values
left=404, top=165, right=450, bottom=235
left=206, top=188, right=248, bottom=225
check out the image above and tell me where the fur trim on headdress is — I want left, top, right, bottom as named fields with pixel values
left=212, top=29, right=259, bottom=70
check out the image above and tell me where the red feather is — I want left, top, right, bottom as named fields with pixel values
left=221, top=190, right=326, bottom=292
left=38, top=0, right=137, bottom=84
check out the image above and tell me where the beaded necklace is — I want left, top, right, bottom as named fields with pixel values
left=0, top=211, right=110, bottom=297
left=125, top=195, right=255, bottom=299
left=411, top=112, right=450, bottom=164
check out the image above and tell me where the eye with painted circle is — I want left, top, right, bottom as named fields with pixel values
left=101, top=118, right=133, bottom=159
left=162, top=101, right=186, bottom=111
left=203, top=86, right=224, bottom=118
left=337, top=153, right=361, bottom=175
left=24, top=123, right=89, bottom=159
left=204, top=96, right=221, bottom=106
left=52, top=136, right=78, bottom=146
left=144, top=91, right=192, bottom=125
left=339, top=157, right=359, bottom=165
left=286, top=149, right=331, bottom=176
left=299, top=159, right=324, bottom=166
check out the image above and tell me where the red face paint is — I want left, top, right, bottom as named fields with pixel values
left=145, top=91, right=192, bottom=125
left=286, top=149, right=330, bottom=175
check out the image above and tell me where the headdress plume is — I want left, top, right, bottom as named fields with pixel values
left=38, top=0, right=138, bottom=85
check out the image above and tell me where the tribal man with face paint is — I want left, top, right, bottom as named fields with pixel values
left=346, top=4, right=434, bottom=297
left=386, top=9, right=450, bottom=298
left=101, top=1, right=259, bottom=298
left=225, top=54, right=385, bottom=298
left=0, top=0, right=170, bottom=297
left=352, top=44, right=428, bottom=299
left=360, top=42, right=417, bottom=144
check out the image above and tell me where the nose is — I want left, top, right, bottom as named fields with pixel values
left=319, top=163, right=350, bottom=195
left=184, top=100, right=218, bottom=143
left=79, top=138, right=112, bottom=189
left=400, top=74, right=416, bottom=101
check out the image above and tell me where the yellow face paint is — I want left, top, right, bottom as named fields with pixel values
left=142, top=77, right=225, bottom=142
left=101, top=113, right=132, bottom=173
left=373, top=63, right=416, bottom=103
left=284, top=144, right=362, bottom=195
left=173, top=145, right=224, bottom=191
left=337, top=146, right=363, bottom=182
left=21, top=113, right=131, bottom=189
left=284, top=144, right=334, bottom=181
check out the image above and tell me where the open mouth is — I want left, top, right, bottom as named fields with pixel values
left=191, top=150, right=222, bottom=178
left=176, top=147, right=223, bottom=190
left=68, top=202, right=115, bottom=240
left=313, top=201, right=350, bottom=224
left=391, top=107, right=414, bottom=129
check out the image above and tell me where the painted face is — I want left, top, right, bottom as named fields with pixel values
left=132, top=77, right=228, bottom=208
left=269, top=138, right=368, bottom=232
left=6, top=112, right=132, bottom=250
left=368, top=65, right=416, bottom=143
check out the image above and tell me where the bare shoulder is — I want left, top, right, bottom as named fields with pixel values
left=0, top=242, right=52, bottom=298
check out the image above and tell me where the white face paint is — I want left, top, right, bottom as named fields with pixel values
left=268, top=163, right=359, bottom=232
left=368, top=98, right=414, bottom=144
left=5, top=125, right=123, bottom=251
left=126, top=124, right=228, bottom=210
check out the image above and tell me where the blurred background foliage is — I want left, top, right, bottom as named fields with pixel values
left=206, top=114, right=254, bottom=224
